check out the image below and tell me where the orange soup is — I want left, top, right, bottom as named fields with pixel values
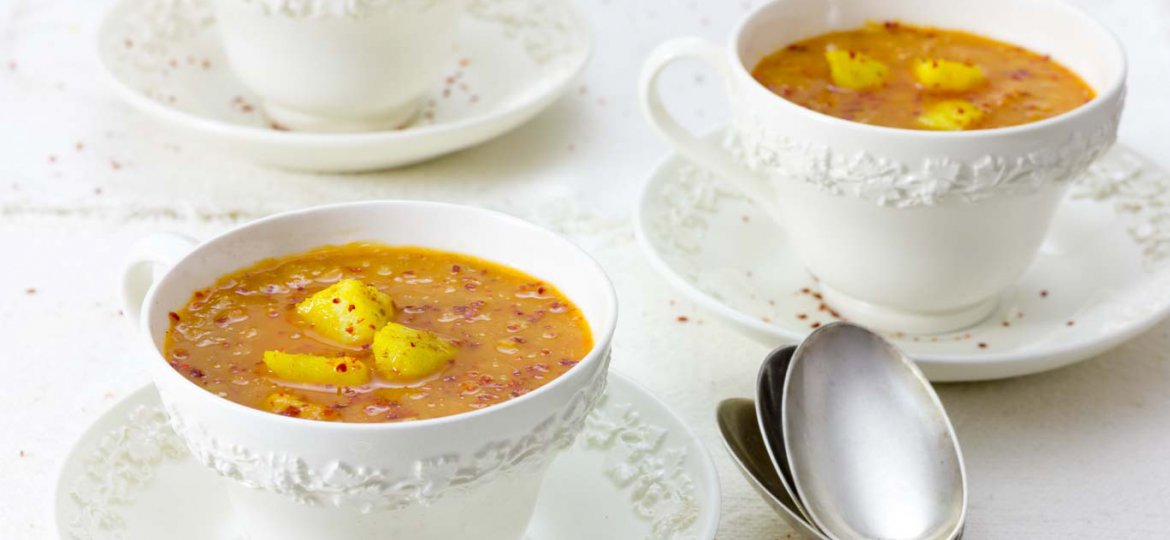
left=751, top=21, right=1095, bottom=130
left=163, top=243, right=593, bottom=423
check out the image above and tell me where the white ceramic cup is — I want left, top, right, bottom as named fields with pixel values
left=121, top=201, right=617, bottom=540
left=640, top=0, right=1126, bottom=334
left=212, top=0, right=465, bottom=132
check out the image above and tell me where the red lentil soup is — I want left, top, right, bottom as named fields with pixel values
left=163, top=243, right=593, bottom=423
left=751, top=21, right=1095, bottom=130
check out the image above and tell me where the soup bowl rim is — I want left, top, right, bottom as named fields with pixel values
left=728, top=0, right=1127, bottom=138
left=135, top=199, right=618, bottom=432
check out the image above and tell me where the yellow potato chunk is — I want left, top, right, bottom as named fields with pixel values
left=914, top=59, right=986, bottom=91
left=296, top=279, right=394, bottom=346
left=263, top=351, right=372, bottom=387
left=824, top=48, right=888, bottom=90
left=372, top=322, right=456, bottom=381
left=264, top=390, right=335, bottom=421
left=918, top=99, right=985, bottom=131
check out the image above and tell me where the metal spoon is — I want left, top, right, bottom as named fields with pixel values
left=782, top=322, right=967, bottom=540
left=755, top=345, right=814, bottom=524
left=717, top=398, right=828, bottom=539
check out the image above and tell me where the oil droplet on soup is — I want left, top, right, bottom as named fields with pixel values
left=163, top=243, right=593, bottom=422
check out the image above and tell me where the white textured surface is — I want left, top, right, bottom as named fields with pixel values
left=2, top=0, right=1170, bottom=538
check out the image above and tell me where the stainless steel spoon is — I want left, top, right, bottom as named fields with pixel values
left=755, top=345, right=815, bottom=524
left=717, top=397, right=828, bottom=539
left=782, top=322, right=968, bottom=540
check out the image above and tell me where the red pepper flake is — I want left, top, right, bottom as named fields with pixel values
left=19, top=450, right=25, bottom=458
left=24, top=287, right=36, bottom=295
left=347, top=304, right=356, bottom=312
left=537, top=286, right=546, bottom=295
left=1066, top=320, right=1075, bottom=326
left=280, top=406, right=302, bottom=417
left=190, top=368, right=205, bottom=378
left=336, top=363, right=348, bottom=373
left=1040, top=290, right=1049, bottom=298
left=451, top=264, right=461, bottom=273
left=810, top=322, right=822, bottom=329
left=677, top=315, right=689, bottom=323
left=110, top=160, right=122, bottom=170
left=1001, top=321, right=1011, bottom=327
left=796, top=313, right=808, bottom=320
left=345, top=326, right=355, bottom=335
left=168, top=311, right=180, bottom=322
left=977, top=342, right=988, bottom=349
left=332, top=297, right=340, bottom=304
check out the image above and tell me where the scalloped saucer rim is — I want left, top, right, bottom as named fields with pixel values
left=94, top=0, right=592, bottom=171
left=53, top=371, right=720, bottom=540
left=635, top=131, right=1170, bottom=382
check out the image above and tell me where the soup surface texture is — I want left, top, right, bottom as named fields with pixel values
left=751, top=21, right=1095, bottom=130
left=163, top=243, right=593, bottom=423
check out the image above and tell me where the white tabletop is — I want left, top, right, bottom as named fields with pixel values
left=4, top=0, right=1170, bottom=538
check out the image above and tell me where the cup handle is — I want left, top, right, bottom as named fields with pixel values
left=121, top=233, right=199, bottom=330
left=639, top=38, right=780, bottom=217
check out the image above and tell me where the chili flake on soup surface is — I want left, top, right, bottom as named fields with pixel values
left=163, top=243, right=593, bottom=423
left=751, top=21, right=1095, bottom=130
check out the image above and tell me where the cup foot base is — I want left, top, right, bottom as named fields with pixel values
left=262, top=101, right=419, bottom=133
left=820, top=285, right=998, bottom=335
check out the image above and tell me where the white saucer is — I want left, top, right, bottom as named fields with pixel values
left=636, top=136, right=1170, bottom=382
left=95, top=0, right=590, bottom=172
left=54, top=372, right=719, bottom=540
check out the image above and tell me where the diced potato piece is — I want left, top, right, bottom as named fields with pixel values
left=918, top=100, right=985, bottom=131
left=824, top=48, right=888, bottom=90
left=372, top=322, right=456, bottom=381
left=264, top=390, right=335, bottom=421
left=263, top=351, right=372, bottom=387
left=914, top=59, right=986, bottom=91
left=296, top=279, right=394, bottom=346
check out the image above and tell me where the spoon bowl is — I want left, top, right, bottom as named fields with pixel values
left=717, top=397, right=828, bottom=539
left=755, top=346, right=814, bottom=523
left=783, top=322, right=967, bottom=540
